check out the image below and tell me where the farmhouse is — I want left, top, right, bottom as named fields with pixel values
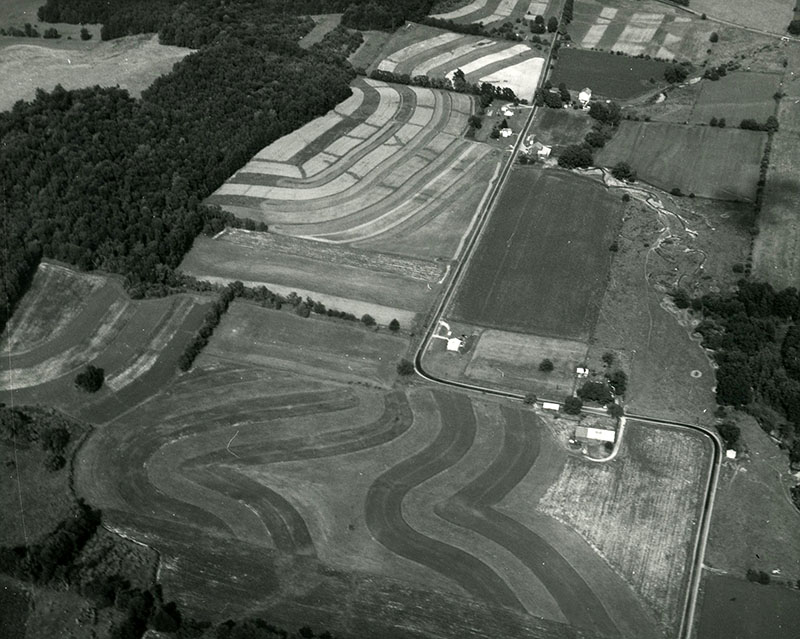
left=578, top=88, right=592, bottom=107
left=575, top=425, right=616, bottom=444
left=446, top=337, right=465, bottom=352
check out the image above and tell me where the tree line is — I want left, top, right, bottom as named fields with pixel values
left=1, top=3, right=354, bottom=335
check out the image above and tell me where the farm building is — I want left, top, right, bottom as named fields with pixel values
left=542, top=401, right=560, bottom=411
left=578, top=88, right=592, bottom=107
left=575, top=425, right=616, bottom=443
left=446, top=337, right=465, bottom=352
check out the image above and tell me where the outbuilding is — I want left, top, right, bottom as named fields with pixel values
left=575, top=425, right=616, bottom=443
left=542, top=401, right=560, bottom=411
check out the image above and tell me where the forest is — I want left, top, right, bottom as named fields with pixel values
left=1, top=1, right=356, bottom=334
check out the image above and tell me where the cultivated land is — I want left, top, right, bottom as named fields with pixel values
left=432, top=0, right=557, bottom=27
left=537, top=420, right=713, bottom=636
left=0, top=34, right=192, bottom=111
left=566, top=0, right=717, bottom=61
left=696, top=574, right=800, bottom=639
left=551, top=47, right=668, bottom=99
left=688, top=71, right=781, bottom=125
left=180, top=228, right=439, bottom=326
left=206, top=77, right=500, bottom=259
left=530, top=107, right=595, bottom=149
left=596, top=121, right=767, bottom=201
left=74, top=314, right=670, bottom=638
left=452, top=168, right=623, bottom=340
left=689, top=0, right=795, bottom=35
left=0, top=262, right=210, bottom=422
left=370, top=23, right=546, bottom=100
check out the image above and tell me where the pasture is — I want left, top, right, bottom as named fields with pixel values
left=432, top=0, right=557, bottom=27
left=0, top=262, right=209, bottom=421
left=531, top=107, right=595, bottom=149
left=181, top=228, right=440, bottom=326
left=566, top=0, right=716, bottom=62
left=74, top=353, right=665, bottom=638
left=690, top=0, right=795, bottom=35
left=206, top=77, right=500, bottom=262
left=689, top=72, right=781, bottom=125
left=452, top=169, right=622, bottom=340
left=696, top=574, right=800, bottom=639
left=0, top=34, right=192, bottom=111
left=538, top=420, right=713, bottom=635
left=596, top=121, right=767, bottom=201
left=370, top=23, right=545, bottom=100
left=550, top=47, right=668, bottom=99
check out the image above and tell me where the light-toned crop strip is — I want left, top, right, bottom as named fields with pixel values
left=526, top=1, right=548, bottom=15
left=216, top=172, right=358, bottom=201
left=335, top=87, right=365, bottom=116
left=580, top=7, right=618, bottom=48
left=479, top=0, right=524, bottom=24
left=478, top=56, right=544, bottom=100
left=236, top=160, right=303, bottom=179
left=446, top=43, right=531, bottom=79
left=423, top=39, right=509, bottom=79
left=301, top=151, right=341, bottom=177
left=253, top=111, right=343, bottom=162
left=376, top=31, right=462, bottom=72
left=613, top=12, right=664, bottom=54
left=410, top=86, right=437, bottom=108
left=432, top=0, right=488, bottom=20
left=410, top=40, right=495, bottom=77
left=364, top=85, right=403, bottom=127
left=324, top=135, right=365, bottom=157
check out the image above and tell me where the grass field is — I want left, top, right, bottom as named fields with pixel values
left=0, top=577, right=28, bottom=639
left=452, top=168, right=622, bottom=340
left=689, top=71, right=781, bottom=125
left=596, top=121, right=767, bottom=201
left=0, top=34, right=192, bottom=111
left=369, top=23, right=545, bottom=100
left=690, top=0, right=795, bottom=35
left=298, top=14, right=342, bottom=49
left=530, top=107, right=595, bottom=149
left=0, top=262, right=210, bottom=421
left=565, top=0, right=717, bottom=62
left=696, top=574, right=800, bottom=639
left=180, top=228, right=441, bottom=326
left=538, top=420, right=713, bottom=635
left=550, top=47, right=668, bottom=99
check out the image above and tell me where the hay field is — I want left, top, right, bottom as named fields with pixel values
left=452, top=169, right=623, bottom=340
left=74, top=341, right=662, bottom=638
left=690, top=0, right=795, bottom=35
left=180, top=228, right=440, bottom=325
left=0, top=34, right=192, bottom=111
left=0, top=263, right=209, bottom=418
left=538, top=420, right=713, bottom=635
left=566, top=0, right=717, bottom=62
left=432, top=0, right=556, bottom=26
left=689, top=72, right=781, bottom=125
left=207, top=77, right=499, bottom=263
left=596, top=121, right=767, bottom=201
left=369, top=23, right=545, bottom=100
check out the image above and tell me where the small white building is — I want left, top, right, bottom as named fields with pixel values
left=446, top=337, right=465, bottom=352
left=576, top=366, right=589, bottom=377
left=725, top=449, right=737, bottom=460
left=500, top=127, right=513, bottom=138
left=575, top=426, right=616, bottom=443
left=542, top=401, right=560, bottom=411
left=578, top=87, right=592, bottom=107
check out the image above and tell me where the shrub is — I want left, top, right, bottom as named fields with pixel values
left=611, top=161, right=636, bottom=181
left=788, top=19, right=800, bottom=35
left=74, top=364, right=104, bottom=393
left=523, top=392, right=537, bottom=405
left=397, top=359, right=414, bottom=376
left=45, top=453, right=66, bottom=472
left=361, top=314, right=376, bottom=327
left=43, top=27, right=60, bottom=39
left=608, top=370, right=627, bottom=395
left=563, top=396, right=583, bottom=414
left=709, top=32, right=719, bottom=43
left=577, top=380, right=614, bottom=405
left=539, top=358, right=554, bottom=372
left=717, top=421, right=741, bottom=448
left=389, top=319, right=400, bottom=332
left=80, top=27, right=92, bottom=40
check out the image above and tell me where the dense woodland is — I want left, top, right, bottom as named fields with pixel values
left=1, top=1, right=356, bottom=334
left=676, top=282, right=800, bottom=469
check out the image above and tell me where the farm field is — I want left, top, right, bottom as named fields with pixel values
left=298, top=14, right=341, bottom=49
left=688, top=71, right=781, bottom=125
left=180, top=228, right=441, bottom=326
left=0, top=34, right=192, bottom=111
left=690, top=0, right=795, bottom=35
left=74, top=335, right=665, bottom=638
left=530, top=107, right=595, bottom=149
left=206, top=76, right=501, bottom=262
left=451, top=168, right=623, bottom=340
left=0, top=577, right=28, bottom=639
left=696, top=574, right=800, bottom=639
left=751, top=85, right=800, bottom=288
left=566, top=0, right=716, bottom=62
left=536, top=420, right=713, bottom=636
left=422, top=321, right=587, bottom=398
left=550, top=47, right=668, bottom=99
left=431, top=0, right=557, bottom=27
left=0, top=262, right=210, bottom=421
left=596, top=121, right=767, bottom=201
left=369, top=23, right=546, bottom=100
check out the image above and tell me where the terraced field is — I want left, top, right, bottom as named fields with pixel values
left=0, top=261, right=209, bottom=420
left=567, top=0, right=716, bottom=61
left=432, top=0, right=557, bottom=26
left=370, top=23, right=545, bottom=100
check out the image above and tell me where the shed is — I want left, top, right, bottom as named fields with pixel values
left=542, top=401, right=560, bottom=411
left=576, top=366, right=589, bottom=377
left=575, top=426, right=615, bottom=443
left=725, top=449, right=737, bottom=460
